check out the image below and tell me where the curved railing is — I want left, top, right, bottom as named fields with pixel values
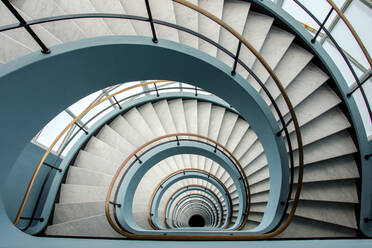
left=2, top=0, right=305, bottom=239
left=104, top=134, right=249, bottom=232
left=290, top=0, right=372, bottom=122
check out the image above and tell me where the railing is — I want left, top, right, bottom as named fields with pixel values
left=291, top=0, right=372, bottom=122
left=1, top=0, right=305, bottom=239
left=163, top=184, right=225, bottom=229
left=105, top=134, right=249, bottom=231
left=13, top=80, right=209, bottom=229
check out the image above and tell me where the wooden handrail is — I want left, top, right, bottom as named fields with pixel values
left=13, top=80, right=167, bottom=225
left=14, top=0, right=305, bottom=239
left=171, top=0, right=304, bottom=239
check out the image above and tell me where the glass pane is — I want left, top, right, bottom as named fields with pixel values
left=67, top=90, right=102, bottom=117
left=36, top=111, right=73, bottom=151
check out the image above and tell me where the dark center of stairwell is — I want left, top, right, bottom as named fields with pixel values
left=188, top=214, right=205, bottom=227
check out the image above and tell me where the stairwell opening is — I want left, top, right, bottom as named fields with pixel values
left=188, top=214, right=205, bottom=227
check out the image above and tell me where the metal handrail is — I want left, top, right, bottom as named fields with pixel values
left=18, top=85, right=210, bottom=231
left=12, top=80, right=167, bottom=225
left=292, top=0, right=372, bottom=121
left=5, top=0, right=304, bottom=238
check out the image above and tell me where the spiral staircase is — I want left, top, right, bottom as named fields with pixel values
left=0, top=0, right=371, bottom=247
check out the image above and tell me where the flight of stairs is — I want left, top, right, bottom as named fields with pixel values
left=0, top=0, right=360, bottom=239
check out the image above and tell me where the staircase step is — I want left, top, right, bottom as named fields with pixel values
left=260, top=44, right=314, bottom=104
left=46, top=214, right=122, bottom=238
left=84, top=136, right=126, bottom=168
left=54, top=0, right=112, bottom=37
left=197, top=101, right=212, bottom=171
left=65, top=166, right=112, bottom=187
left=118, top=0, right=151, bottom=37
left=109, top=115, right=147, bottom=147
left=275, top=216, right=356, bottom=238
left=123, top=107, right=155, bottom=141
left=198, top=0, right=224, bottom=57
left=237, top=11, right=274, bottom=78
left=293, top=179, right=358, bottom=203
left=290, top=107, right=351, bottom=149
left=225, top=118, right=249, bottom=152
left=289, top=200, right=357, bottom=229
left=173, top=0, right=198, bottom=48
left=59, top=184, right=109, bottom=203
left=89, top=0, right=136, bottom=35
left=74, top=150, right=118, bottom=175
left=11, top=0, right=86, bottom=43
left=248, top=26, right=295, bottom=91
left=53, top=201, right=105, bottom=224
left=293, top=130, right=357, bottom=165
left=217, top=111, right=238, bottom=146
left=138, top=102, right=167, bottom=137
left=217, top=0, right=250, bottom=67
left=96, top=125, right=135, bottom=155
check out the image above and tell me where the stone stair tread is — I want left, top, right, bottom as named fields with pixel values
left=46, top=213, right=122, bottom=238
left=53, top=201, right=105, bottom=224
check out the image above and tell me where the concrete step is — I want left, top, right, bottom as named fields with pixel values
left=109, top=115, right=147, bottom=148
left=138, top=102, right=167, bottom=137
left=288, top=200, right=357, bottom=229
left=123, top=107, right=155, bottom=141
left=274, top=63, right=330, bottom=115
left=289, top=107, right=351, bottom=149
left=293, top=130, right=357, bottom=165
left=216, top=0, right=250, bottom=67
left=11, top=0, right=86, bottom=43
left=65, top=166, right=113, bottom=187
left=74, top=150, right=117, bottom=175
left=198, top=0, right=224, bottom=57
left=236, top=11, right=274, bottom=78
left=59, top=184, right=109, bottom=204
left=89, top=0, right=136, bottom=35
left=147, top=0, right=179, bottom=42
left=275, top=216, right=356, bottom=238
left=225, top=118, right=249, bottom=152
left=0, top=3, right=61, bottom=55
left=260, top=44, right=314, bottom=104
left=53, top=201, right=105, bottom=224
left=96, top=125, right=135, bottom=155
left=84, top=136, right=126, bottom=169
left=247, top=26, right=295, bottom=91
left=217, top=111, right=238, bottom=146
left=54, top=0, right=112, bottom=37
left=173, top=0, right=198, bottom=48
left=197, top=101, right=212, bottom=172
left=46, top=214, right=122, bottom=238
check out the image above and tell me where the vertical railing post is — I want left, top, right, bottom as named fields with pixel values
left=1, top=0, right=50, bottom=54
left=311, top=7, right=333, bottom=43
left=231, top=41, right=242, bottom=76
left=154, top=83, right=159, bottom=97
left=144, top=0, right=158, bottom=43
left=112, top=95, right=122, bottom=109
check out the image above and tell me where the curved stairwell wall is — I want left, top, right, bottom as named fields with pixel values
left=0, top=0, right=371, bottom=246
